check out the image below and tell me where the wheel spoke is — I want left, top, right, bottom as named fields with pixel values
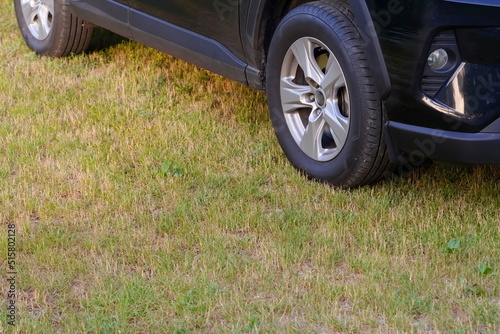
left=299, top=111, right=327, bottom=160
left=31, top=11, right=43, bottom=39
left=21, top=0, right=34, bottom=24
left=280, top=78, right=314, bottom=113
left=322, top=55, right=345, bottom=94
left=290, top=38, right=324, bottom=87
left=323, top=102, right=349, bottom=148
left=38, top=5, right=51, bottom=39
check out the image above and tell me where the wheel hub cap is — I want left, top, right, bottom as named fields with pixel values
left=315, top=89, right=327, bottom=109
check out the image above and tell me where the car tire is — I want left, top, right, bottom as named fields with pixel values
left=266, top=1, right=392, bottom=188
left=14, top=0, right=94, bottom=57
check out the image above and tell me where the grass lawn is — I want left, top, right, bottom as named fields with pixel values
left=0, top=0, right=499, bottom=332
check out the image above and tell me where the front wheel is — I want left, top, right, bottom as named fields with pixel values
left=266, top=1, right=392, bottom=188
left=14, top=0, right=94, bottom=57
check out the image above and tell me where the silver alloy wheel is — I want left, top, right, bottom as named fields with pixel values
left=280, top=37, right=350, bottom=162
left=21, top=0, right=54, bottom=40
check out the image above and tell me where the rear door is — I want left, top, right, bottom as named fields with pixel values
left=128, top=0, right=244, bottom=60
left=128, top=0, right=248, bottom=84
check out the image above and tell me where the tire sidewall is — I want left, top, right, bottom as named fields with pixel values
left=267, top=7, right=375, bottom=183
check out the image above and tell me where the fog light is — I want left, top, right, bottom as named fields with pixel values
left=428, top=48, right=449, bottom=70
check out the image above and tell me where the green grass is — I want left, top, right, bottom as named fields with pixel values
left=1, top=1, right=499, bottom=333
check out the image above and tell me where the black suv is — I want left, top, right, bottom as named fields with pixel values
left=15, top=0, right=500, bottom=188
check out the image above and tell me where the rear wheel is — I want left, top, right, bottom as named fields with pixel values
left=266, top=1, right=392, bottom=188
left=14, top=0, right=94, bottom=57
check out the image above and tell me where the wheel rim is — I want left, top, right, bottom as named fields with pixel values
left=280, top=37, right=350, bottom=162
left=20, top=0, right=54, bottom=40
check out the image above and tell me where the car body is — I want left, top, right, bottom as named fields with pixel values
left=15, top=0, right=500, bottom=187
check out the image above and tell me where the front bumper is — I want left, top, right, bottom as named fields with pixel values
left=387, top=119, right=500, bottom=164
left=375, top=0, right=500, bottom=133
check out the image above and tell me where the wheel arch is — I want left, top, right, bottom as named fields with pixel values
left=242, top=0, right=391, bottom=99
